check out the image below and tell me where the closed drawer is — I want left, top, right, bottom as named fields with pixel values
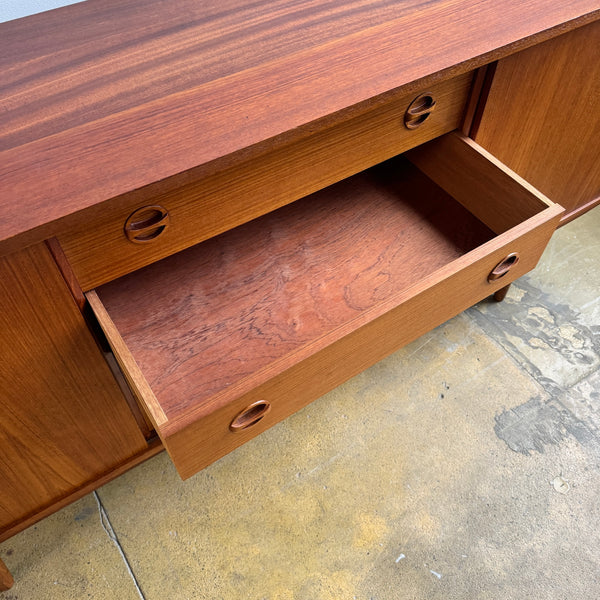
left=59, top=72, right=474, bottom=291
left=87, top=132, right=563, bottom=479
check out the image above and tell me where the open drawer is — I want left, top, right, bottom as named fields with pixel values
left=87, top=132, right=563, bottom=479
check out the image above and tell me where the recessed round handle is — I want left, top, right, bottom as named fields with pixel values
left=404, top=93, right=436, bottom=129
left=229, top=400, right=271, bottom=432
left=488, top=252, right=520, bottom=282
left=124, top=205, right=170, bottom=243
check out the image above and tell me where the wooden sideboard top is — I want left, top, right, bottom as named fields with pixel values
left=1, top=0, right=599, bottom=253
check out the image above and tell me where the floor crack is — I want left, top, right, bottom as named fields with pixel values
left=94, top=491, right=146, bottom=599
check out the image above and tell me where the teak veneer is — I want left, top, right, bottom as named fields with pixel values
left=88, top=133, right=563, bottom=479
left=0, top=244, right=148, bottom=534
left=1, top=0, right=599, bottom=590
left=57, top=72, right=473, bottom=290
left=473, top=19, right=600, bottom=223
left=0, top=0, right=598, bottom=255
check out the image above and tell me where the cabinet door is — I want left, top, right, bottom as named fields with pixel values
left=0, top=243, right=147, bottom=538
left=473, top=20, right=600, bottom=223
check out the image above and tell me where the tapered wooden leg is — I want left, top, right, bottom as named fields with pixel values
left=0, top=558, right=14, bottom=591
left=493, top=283, right=511, bottom=302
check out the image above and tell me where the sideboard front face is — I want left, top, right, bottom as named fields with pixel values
left=0, top=8, right=599, bottom=585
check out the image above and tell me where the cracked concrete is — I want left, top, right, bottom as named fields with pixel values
left=0, top=495, right=141, bottom=600
left=0, top=206, right=598, bottom=599
left=94, top=492, right=145, bottom=599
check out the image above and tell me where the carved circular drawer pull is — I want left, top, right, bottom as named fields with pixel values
left=124, top=205, right=170, bottom=243
left=488, top=252, right=520, bottom=282
left=404, top=93, right=436, bottom=129
left=229, top=400, right=272, bottom=432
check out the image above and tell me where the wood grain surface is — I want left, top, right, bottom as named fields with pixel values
left=407, top=133, right=552, bottom=233
left=0, top=0, right=597, bottom=251
left=473, top=19, right=600, bottom=222
left=0, top=440, right=163, bottom=544
left=0, top=244, right=148, bottom=536
left=0, top=0, right=436, bottom=149
left=58, top=72, right=473, bottom=290
left=96, top=206, right=563, bottom=480
left=163, top=200, right=562, bottom=479
left=91, top=133, right=564, bottom=477
left=95, top=156, right=495, bottom=421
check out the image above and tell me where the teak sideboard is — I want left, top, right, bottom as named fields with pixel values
left=1, top=0, right=599, bottom=589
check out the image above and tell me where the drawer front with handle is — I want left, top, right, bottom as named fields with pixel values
left=59, top=72, right=474, bottom=291
left=87, top=132, right=563, bottom=479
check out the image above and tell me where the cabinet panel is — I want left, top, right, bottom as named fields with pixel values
left=473, top=20, right=600, bottom=222
left=0, top=244, right=148, bottom=537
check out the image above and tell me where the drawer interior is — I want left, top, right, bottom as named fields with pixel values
left=96, top=156, right=494, bottom=413
left=87, top=132, right=561, bottom=477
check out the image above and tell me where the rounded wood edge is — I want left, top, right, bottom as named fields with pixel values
left=559, top=194, right=600, bottom=226
left=85, top=290, right=169, bottom=428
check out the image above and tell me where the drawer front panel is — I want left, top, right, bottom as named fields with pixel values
left=88, top=133, right=563, bottom=479
left=60, top=72, right=473, bottom=291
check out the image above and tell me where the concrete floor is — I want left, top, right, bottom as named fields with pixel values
left=1, top=206, right=599, bottom=600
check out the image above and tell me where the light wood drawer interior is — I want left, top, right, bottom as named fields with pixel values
left=59, top=72, right=474, bottom=291
left=87, top=132, right=563, bottom=479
